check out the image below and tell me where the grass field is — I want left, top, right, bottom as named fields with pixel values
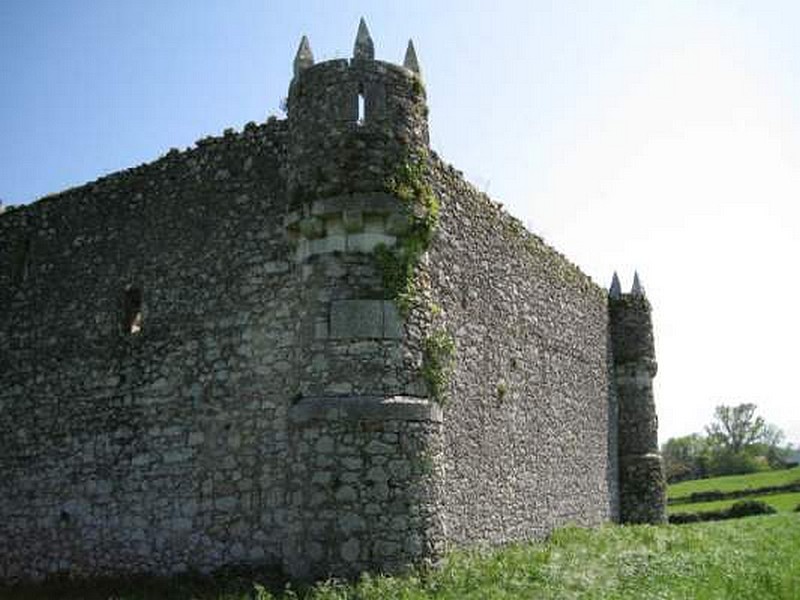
left=668, top=466, right=800, bottom=499
left=5, top=514, right=800, bottom=600
left=669, top=491, right=800, bottom=514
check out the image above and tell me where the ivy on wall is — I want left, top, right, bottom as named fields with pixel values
left=377, top=151, right=455, bottom=404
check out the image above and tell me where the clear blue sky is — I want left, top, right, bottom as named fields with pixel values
left=2, top=1, right=799, bottom=445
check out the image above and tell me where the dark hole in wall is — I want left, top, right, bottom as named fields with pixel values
left=12, top=238, right=31, bottom=284
left=123, top=286, right=143, bottom=335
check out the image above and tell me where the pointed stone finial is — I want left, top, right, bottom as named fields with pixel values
left=293, top=35, right=314, bottom=77
left=609, top=272, right=622, bottom=299
left=403, top=39, right=421, bottom=75
left=631, top=271, right=645, bottom=297
left=353, top=18, right=375, bottom=60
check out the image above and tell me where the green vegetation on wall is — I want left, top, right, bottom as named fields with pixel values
left=376, top=152, right=456, bottom=404
left=422, top=328, right=455, bottom=404
left=376, top=152, right=439, bottom=314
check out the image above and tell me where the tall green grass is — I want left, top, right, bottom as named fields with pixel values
left=300, top=515, right=799, bottom=600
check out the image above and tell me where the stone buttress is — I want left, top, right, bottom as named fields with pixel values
left=608, top=272, right=667, bottom=524
left=281, top=21, right=444, bottom=578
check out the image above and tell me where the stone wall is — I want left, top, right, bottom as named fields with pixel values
left=0, top=112, right=448, bottom=581
left=425, top=155, right=620, bottom=545
left=282, top=397, right=443, bottom=579
left=0, top=121, right=302, bottom=580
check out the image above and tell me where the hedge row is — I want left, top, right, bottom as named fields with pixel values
left=668, top=500, right=776, bottom=525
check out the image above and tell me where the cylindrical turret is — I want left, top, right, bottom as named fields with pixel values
left=281, top=22, right=444, bottom=579
left=609, top=272, right=667, bottom=524
left=286, top=23, right=429, bottom=207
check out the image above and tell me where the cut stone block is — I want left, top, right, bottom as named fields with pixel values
left=329, top=299, right=404, bottom=339
left=330, top=300, right=384, bottom=339
left=295, top=239, right=311, bottom=263
left=347, top=233, right=396, bottom=253
left=299, top=216, right=325, bottom=239
left=383, top=302, right=403, bottom=339
left=385, top=212, right=410, bottom=235
left=310, top=235, right=346, bottom=255
left=363, top=214, right=386, bottom=234
left=343, top=210, right=364, bottom=233
left=314, top=318, right=329, bottom=339
left=263, top=261, right=290, bottom=275
left=325, top=216, right=346, bottom=236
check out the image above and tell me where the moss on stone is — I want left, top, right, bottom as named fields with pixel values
left=496, top=381, right=508, bottom=403
left=422, top=329, right=456, bottom=405
left=411, top=77, right=426, bottom=99
left=377, top=152, right=439, bottom=315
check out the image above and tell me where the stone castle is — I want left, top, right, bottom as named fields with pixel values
left=0, top=21, right=665, bottom=582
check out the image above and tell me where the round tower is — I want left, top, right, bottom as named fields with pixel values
left=609, top=272, right=667, bottom=524
left=281, top=22, right=444, bottom=579
left=286, top=19, right=429, bottom=207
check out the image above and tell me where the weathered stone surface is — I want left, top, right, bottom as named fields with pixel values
left=330, top=300, right=383, bottom=339
left=403, top=40, right=421, bottom=75
left=353, top=18, right=374, bottom=60
left=427, top=158, right=624, bottom=547
left=609, top=271, right=622, bottom=299
left=342, top=210, right=364, bottom=233
left=631, top=271, right=645, bottom=297
left=610, top=290, right=666, bottom=524
left=328, top=300, right=403, bottom=341
left=618, top=454, right=667, bottom=524
left=383, top=302, right=403, bottom=339
left=293, top=35, right=314, bottom=78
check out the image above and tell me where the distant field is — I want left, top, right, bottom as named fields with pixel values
left=670, top=491, right=800, bottom=514
left=669, top=466, right=800, bottom=499
left=5, top=515, right=800, bottom=599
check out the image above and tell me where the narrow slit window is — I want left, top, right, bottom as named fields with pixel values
left=13, top=238, right=31, bottom=284
left=357, top=90, right=366, bottom=125
left=123, top=286, right=143, bottom=335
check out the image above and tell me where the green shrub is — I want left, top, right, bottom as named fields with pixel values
left=708, top=450, right=770, bottom=477
left=669, top=512, right=702, bottom=524
left=688, top=489, right=725, bottom=503
left=670, top=499, right=776, bottom=524
left=727, top=500, right=777, bottom=518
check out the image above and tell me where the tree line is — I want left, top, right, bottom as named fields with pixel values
left=662, top=403, right=796, bottom=483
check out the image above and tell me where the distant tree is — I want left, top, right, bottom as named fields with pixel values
left=663, top=403, right=790, bottom=481
left=705, top=403, right=768, bottom=454
left=661, top=434, right=709, bottom=483
left=748, top=424, right=793, bottom=469
left=703, top=403, right=790, bottom=475
left=705, top=446, right=766, bottom=476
